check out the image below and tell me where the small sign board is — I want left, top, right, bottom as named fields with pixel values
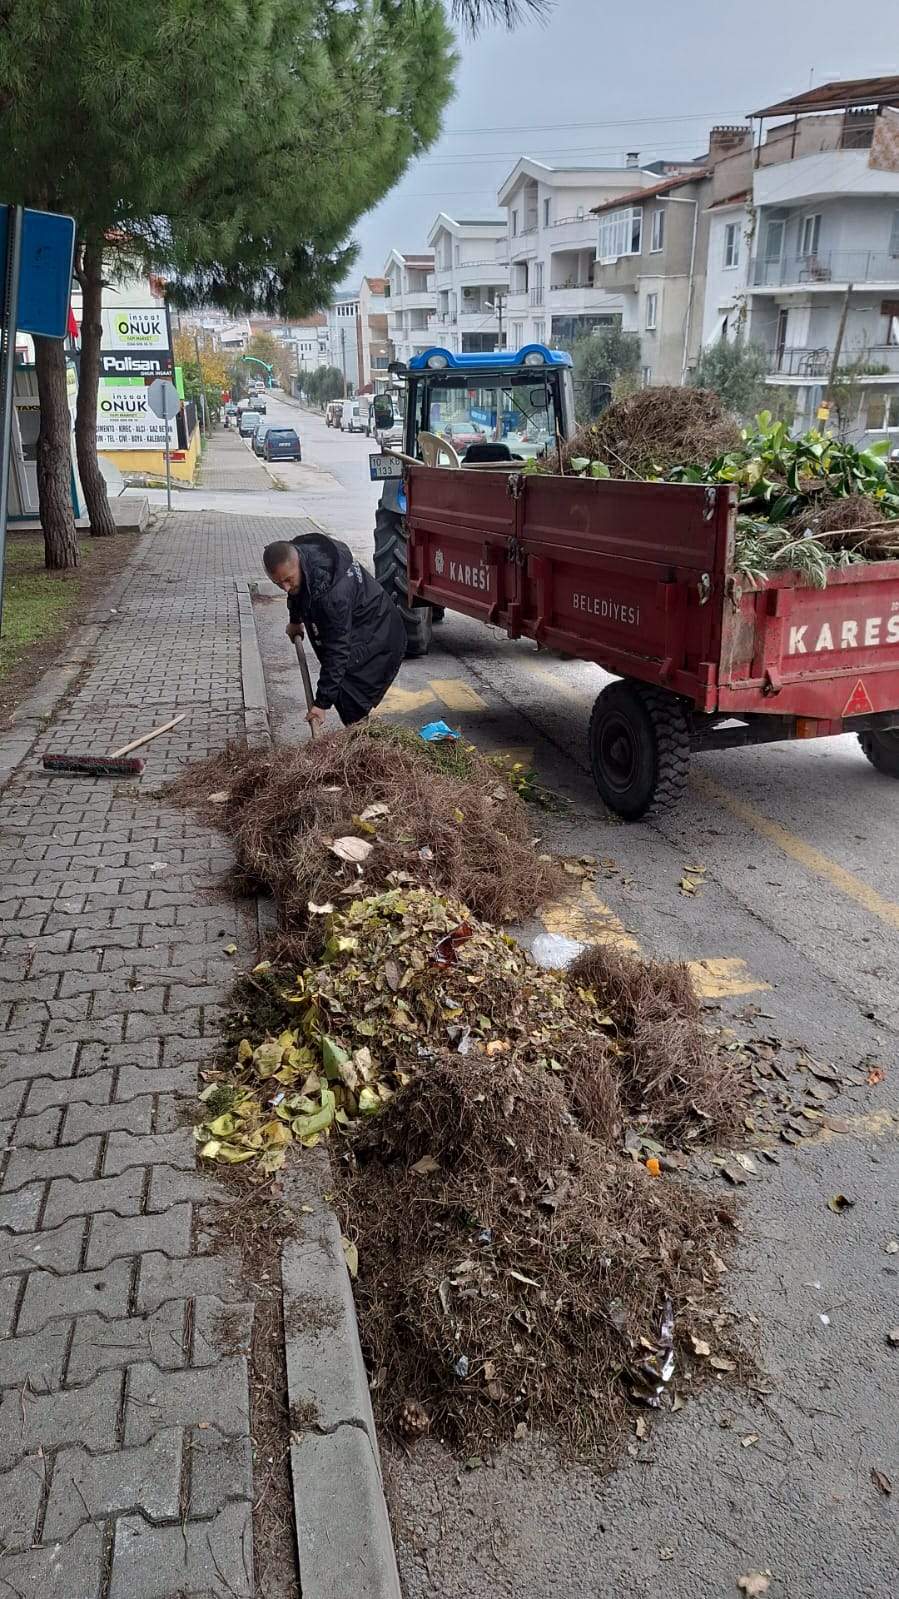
left=369, top=452, right=404, bottom=482
left=0, top=205, right=76, bottom=338
left=147, top=377, right=180, bottom=420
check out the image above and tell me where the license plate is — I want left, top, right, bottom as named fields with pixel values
left=369, top=452, right=404, bottom=482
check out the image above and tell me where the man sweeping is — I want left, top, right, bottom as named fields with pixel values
left=263, top=533, right=407, bottom=729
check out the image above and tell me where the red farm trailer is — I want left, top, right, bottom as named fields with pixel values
left=401, top=463, right=899, bottom=819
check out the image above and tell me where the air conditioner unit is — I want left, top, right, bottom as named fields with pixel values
left=462, top=287, right=474, bottom=298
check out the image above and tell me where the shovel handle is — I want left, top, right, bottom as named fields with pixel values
left=293, top=636, right=319, bottom=739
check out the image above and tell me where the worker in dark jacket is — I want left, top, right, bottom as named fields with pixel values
left=262, top=533, right=406, bottom=728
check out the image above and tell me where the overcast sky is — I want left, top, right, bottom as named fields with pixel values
left=345, top=0, right=898, bottom=283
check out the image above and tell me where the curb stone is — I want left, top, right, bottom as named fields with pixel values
left=247, top=592, right=403, bottom=1599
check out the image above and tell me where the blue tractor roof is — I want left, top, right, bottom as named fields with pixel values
left=407, top=344, right=572, bottom=372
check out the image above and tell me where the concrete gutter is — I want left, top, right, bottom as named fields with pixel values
left=241, top=584, right=403, bottom=1599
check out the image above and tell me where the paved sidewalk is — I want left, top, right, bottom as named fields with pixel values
left=198, top=427, right=274, bottom=493
left=0, top=515, right=277, bottom=1597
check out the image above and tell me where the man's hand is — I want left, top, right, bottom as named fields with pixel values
left=306, top=706, right=327, bottom=730
left=286, top=621, right=304, bottom=641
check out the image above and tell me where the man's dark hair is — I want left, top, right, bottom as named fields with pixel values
left=262, top=540, right=297, bottom=574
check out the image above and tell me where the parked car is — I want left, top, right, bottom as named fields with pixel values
left=252, top=420, right=272, bottom=455
left=325, top=401, right=342, bottom=428
left=341, top=400, right=364, bottom=433
left=264, top=427, right=302, bottom=462
left=238, top=409, right=261, bottom=438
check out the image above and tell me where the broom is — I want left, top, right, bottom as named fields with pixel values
left=42, top=714, right=186, bottom=776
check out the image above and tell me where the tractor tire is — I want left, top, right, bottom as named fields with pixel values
left=588, top=680, right=690, bottom=821
left=374, top=505, right=434, bottom=657
left=858, top=728, right=899, bottom=778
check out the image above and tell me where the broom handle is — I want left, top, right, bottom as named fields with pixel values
left=294, top=636, right=318, bottom=739
left=110, top=714, right=186, bottom=759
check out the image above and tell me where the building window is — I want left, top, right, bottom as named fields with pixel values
left=650, top=209, right=665, bottom=253
left=534, top=320, right=545, bottom=342
left=866, top=393, right=899, bottom=431
left=511, top=209, right=518, bottom=237
left=645, top=293, right=658, bottom=331
left=723, top=222, right=741, bottom=269
left=598, top=206, right=643, bottom=259
left=641, top=366, right=653, bottom=388
left=543, top=198, right=551, bottom=228
left=800, top=213, right=822, bottom=257
left=454, top=244, right=461, bottom=267
left=890, top=212, right=899, bottom=257
left=512, top=321, right=524, bottom=346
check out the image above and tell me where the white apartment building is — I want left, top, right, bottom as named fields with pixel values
left=700, top=77, right=899, bottom=445
left=383, top=250, right=436, bottom=364
left=287, top=316, right=329, bottom=379
left=326, top=290, right=362, bottom=390
left=426, top=214, right=509, bottom=352
left=497, top=157, right=666, bottom=349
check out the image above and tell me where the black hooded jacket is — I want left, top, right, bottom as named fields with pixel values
left=286, top=533, right=404, bottom=714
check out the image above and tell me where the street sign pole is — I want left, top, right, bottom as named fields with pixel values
left=0, top=205, right=23, bottom=639
left=147, top=377, right=180, bottom=514
left=164, top=417, right=172, bottom=511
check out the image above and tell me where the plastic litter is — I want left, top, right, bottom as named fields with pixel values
left=419, top=720, right=460, bottom=742
left=530, top=932, right=587, bottom=970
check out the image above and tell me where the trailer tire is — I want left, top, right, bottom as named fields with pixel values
left=858, top=729, right=899, bottom=778
left=589, top=680, right=690, bottom=821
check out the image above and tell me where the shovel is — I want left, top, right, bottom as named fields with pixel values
left=294, top=634, right=319, bottom=739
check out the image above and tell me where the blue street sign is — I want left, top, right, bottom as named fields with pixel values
left=0, top=205, right=76, bottom=338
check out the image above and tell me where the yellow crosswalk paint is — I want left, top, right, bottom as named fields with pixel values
left=429, top=678, right=489, bottom=713
left=373, top=685, right=437, bottom=716
left=542, top=882, right=640, bottom=953
left=687, top=957, right=770, bottom=1000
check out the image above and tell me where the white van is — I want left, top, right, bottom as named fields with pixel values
left=341, top=400, right=364, bottom=434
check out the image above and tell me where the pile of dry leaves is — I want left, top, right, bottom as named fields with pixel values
left=551, top=386, right=742, bottom=479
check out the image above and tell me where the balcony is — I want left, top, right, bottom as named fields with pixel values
left=751, top=251, right=899, bottom=290
left=495, top=238, right=510, bottom=264
left=402, top=290, right=436, bottom=312
left=545, top=215, right=598, bottom=251
left=548, top=283, right=623, bottom=315
left=453, top=260, right=509, bottom=288
left=529, top=286, right=544, bottom=307
left=509, top=228, right=537, bottom=261
left=504, top=290, right=528, bottom=314
left=766, top=344, right=899, bottom=380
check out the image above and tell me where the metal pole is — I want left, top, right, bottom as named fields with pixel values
left=0, top=205, right=24, bottom=639
left=193, top=330, right=208, bottom=432
left=340, top=327, right=348, bottom=396
left=164, top=399, right=172, bottom=512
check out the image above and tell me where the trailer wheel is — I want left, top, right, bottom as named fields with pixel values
left=589, top=681, right=690, bottom=821
left=858, top=729, right=899, bottom=778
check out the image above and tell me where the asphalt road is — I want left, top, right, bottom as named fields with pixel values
left=247, top=395, right=899, bottom=1599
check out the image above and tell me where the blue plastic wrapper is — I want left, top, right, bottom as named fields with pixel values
left=419, top=720, right=460, bottom=743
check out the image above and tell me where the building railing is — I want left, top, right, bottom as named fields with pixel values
left=767, top=343, right=899, bottom=377
left=751, top=251, right=899, bottom=288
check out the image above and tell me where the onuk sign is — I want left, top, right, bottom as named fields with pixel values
left=96, top=377, right=176, bottom=451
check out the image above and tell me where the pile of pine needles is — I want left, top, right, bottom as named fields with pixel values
left=551, top=387, right=742, bottom=479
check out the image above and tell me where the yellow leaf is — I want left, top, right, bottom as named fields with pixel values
left=452, top=808, right=464, bottom=823
left=358, top=1086, right=382, bottom=1116
left=252, top=960, right=272, bottom=975
left=342, top=1237, right=359, bottom=1278
left=223, top=943, right=238, bottom=955
left=199, top=1139, right=222, bottom=1160
left=206, top=1114, right=237, bottom=1138
left=259, top=1149, right=286, bottom=1174
left=237, top=1039, right=253, bottom=1063
left=215, top=1146, right=256, bottom=1164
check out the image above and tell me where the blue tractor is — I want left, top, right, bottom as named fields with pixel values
left=370, top=345, right=577, bottom=656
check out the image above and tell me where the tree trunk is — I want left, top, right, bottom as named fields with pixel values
left=74, top=239, right=116, bottom=537
left=33, top=336, right=79, bottom=570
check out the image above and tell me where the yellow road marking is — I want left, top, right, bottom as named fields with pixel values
left=687, top=957, right=769, bottom=1000
left=542, top=882, right=640, bottom=953
left=429, top=678, right=489, bottom=713
left=373, top=685, right=436, bottom=716
left=694, top=773, right=899, bottom=933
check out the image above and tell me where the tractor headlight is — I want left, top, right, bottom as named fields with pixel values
left=523, top=351, right=545, bottom=366
left=426, top=354, right=449, bottom=369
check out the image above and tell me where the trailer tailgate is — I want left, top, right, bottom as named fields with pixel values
left=718, top=558, right=899, bottom=717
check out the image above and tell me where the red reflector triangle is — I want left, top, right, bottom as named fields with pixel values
left=842, top=678, right=874, bottom=717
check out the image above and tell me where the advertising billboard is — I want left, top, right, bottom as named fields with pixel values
left=97, top=305, right=177, bottom=448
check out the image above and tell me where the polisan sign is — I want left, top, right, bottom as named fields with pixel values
left=97, top=305, right=176, bottom=448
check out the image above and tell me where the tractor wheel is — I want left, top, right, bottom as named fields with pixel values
left=858, top=728, right=899, bottom=778
left=588, top=680, right=690, bottom=820
left=373, top=505, right=433, bottom=658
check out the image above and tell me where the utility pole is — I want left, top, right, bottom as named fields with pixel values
left=340, top=327, right=348, bottom=397
left=496, top=292, right=505, bottom=350
left=823, top=281, right=853, bottom=419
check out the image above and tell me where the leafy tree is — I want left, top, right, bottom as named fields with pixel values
left=172, top=330, right=233, bottom=420
left=303, top=366, right=345, bottom=407
left=567, top=327, right=641, bottom=423
left=0, top=0, right=269, bottom=564
left=690, top=340, right=772, bottom=423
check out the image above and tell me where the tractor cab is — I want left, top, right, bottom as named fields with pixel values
left=370, top=345, right=576, bottom=656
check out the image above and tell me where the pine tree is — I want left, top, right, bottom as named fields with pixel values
left=0, top=0, right=271, bottom=562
